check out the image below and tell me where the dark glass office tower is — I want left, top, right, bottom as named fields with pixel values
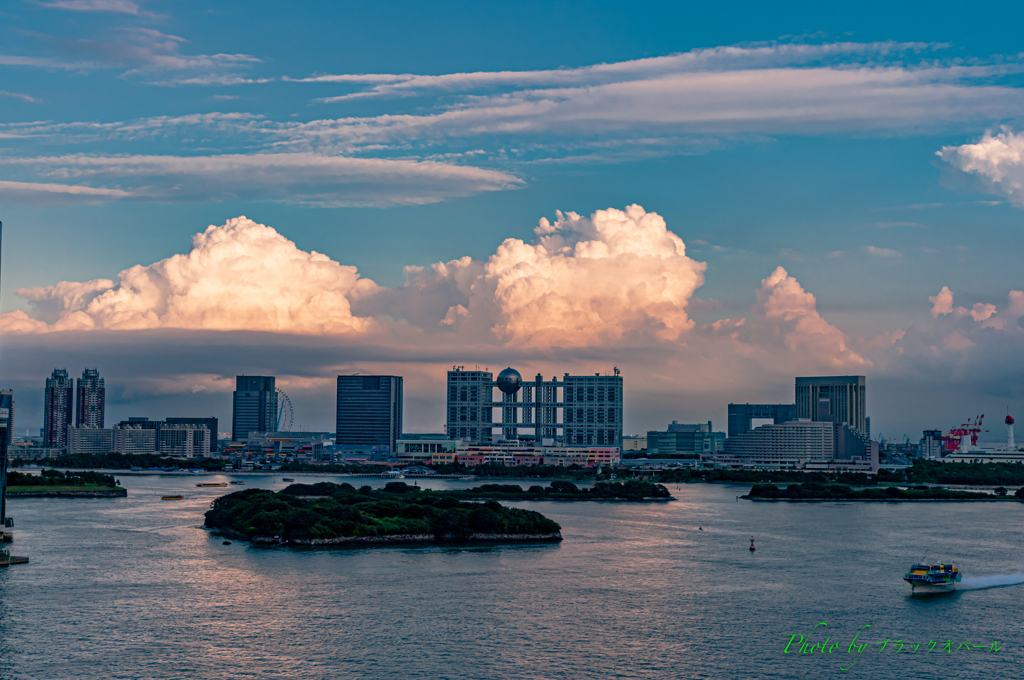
left=336, top=375, right=403, bottom=452
left=0, top=390, right=13, bottom=447
left=76, top=368, right=106, bottom=428
left=232, top=376, right=277, bottom=441
left=727, top=403, right=798, bottom=437
left=795, top=375, right=867, bottom=435
left=43, top=368, right=74, bottom=448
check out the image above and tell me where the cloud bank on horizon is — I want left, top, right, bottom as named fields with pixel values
left=4, top=206, right=1021, bottom=398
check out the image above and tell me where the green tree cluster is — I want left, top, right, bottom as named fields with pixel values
left=14, top=452, right=226, bottom=472
left=905, top=460, right=1024, bottom=486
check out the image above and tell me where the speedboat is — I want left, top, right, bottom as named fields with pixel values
left=904, top=563, right=962, bottom=592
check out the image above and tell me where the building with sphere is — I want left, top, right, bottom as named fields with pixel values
left=446, top=365, right=623, bottom=448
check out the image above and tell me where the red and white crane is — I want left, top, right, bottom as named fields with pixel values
left=942, top=414, right=986, bottom=452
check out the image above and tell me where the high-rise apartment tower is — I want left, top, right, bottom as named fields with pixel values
left=44, top=369, right=74, bottom=448
left=76, top=368, right=105, bottom=428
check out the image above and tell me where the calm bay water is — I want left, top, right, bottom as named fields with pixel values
left=1, top=474, right=1022, bottom=679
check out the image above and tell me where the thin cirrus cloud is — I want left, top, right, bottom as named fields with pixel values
left=0, top=90, right=41, bottom=104
left=866, top=246, right=902, bottom=258
left=19, top=26, right=261, bottom=83
left=0, top=112, right=268, bottom=144
left=0, top=152, right=523, bottom=207
left=30, top=0, right=147, bottom=14
left=0, top=54, right=98, bottom=69
left=284, top=68, right=1024, bottom=149
left=5, top=41, right=1017, bottom=162
left=280, top=42, right=1024, bottom=155
left=294, top=41, right=947, bottom=102
left=1, top=40, right=1022, bottom=207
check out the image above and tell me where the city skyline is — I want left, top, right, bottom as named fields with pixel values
left=2, top=2, right=1024, bottom=439
left=8, top=362, right=1023, bottom=449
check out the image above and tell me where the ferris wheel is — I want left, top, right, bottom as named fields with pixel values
left=276, top=389, right=294, bottom=431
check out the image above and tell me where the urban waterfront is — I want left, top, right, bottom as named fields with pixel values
left=1, top=477, right=1021, bottom=679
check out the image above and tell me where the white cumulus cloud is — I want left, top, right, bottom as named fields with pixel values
left=2, top=217, right=380, bottom=334
left=930, top=286, right=955, bottom=317
left=483, top=205, right=706, bottom=346
left=1, top=207, right=872, bottom=379
left=938, top=129, right=1024, bottom=208
left=750, top=266, right=869, bottom=367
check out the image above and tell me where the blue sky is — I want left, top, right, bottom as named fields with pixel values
left=2, top=0, right=1024, bottom=439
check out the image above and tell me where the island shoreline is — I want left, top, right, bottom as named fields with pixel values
left=6, top=488, right=127, bottom=498
left=210, top=528, right=563, bottom=548
left=743, top=496, right=1021, bottom=502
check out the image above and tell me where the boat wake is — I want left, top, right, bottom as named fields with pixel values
left=958, top=573, right=1024, bottom=591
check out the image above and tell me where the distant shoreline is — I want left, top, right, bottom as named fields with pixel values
left=6, top=487, right=127, bottom=498
left=744, top=496, right=1021, bottom=502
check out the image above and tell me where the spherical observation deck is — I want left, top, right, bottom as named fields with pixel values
left=496, top=367, right=522, bottom=395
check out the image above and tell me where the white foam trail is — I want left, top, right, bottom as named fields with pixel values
left=959, top=573, right=1024, bottom=590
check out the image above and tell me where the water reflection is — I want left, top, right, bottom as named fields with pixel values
left=0, top=476, right=1020, bottom=678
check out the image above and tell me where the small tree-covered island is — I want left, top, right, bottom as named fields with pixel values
left=205, top=482, right=568, bottom=547
left=745, top=482, right=1024, bottom=502
left=4, top=470, right=127, bottom=497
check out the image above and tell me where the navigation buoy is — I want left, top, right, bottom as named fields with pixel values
left=749, top=537, right=756, bottom=552
left=699, top=527, right=703, bottom=531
